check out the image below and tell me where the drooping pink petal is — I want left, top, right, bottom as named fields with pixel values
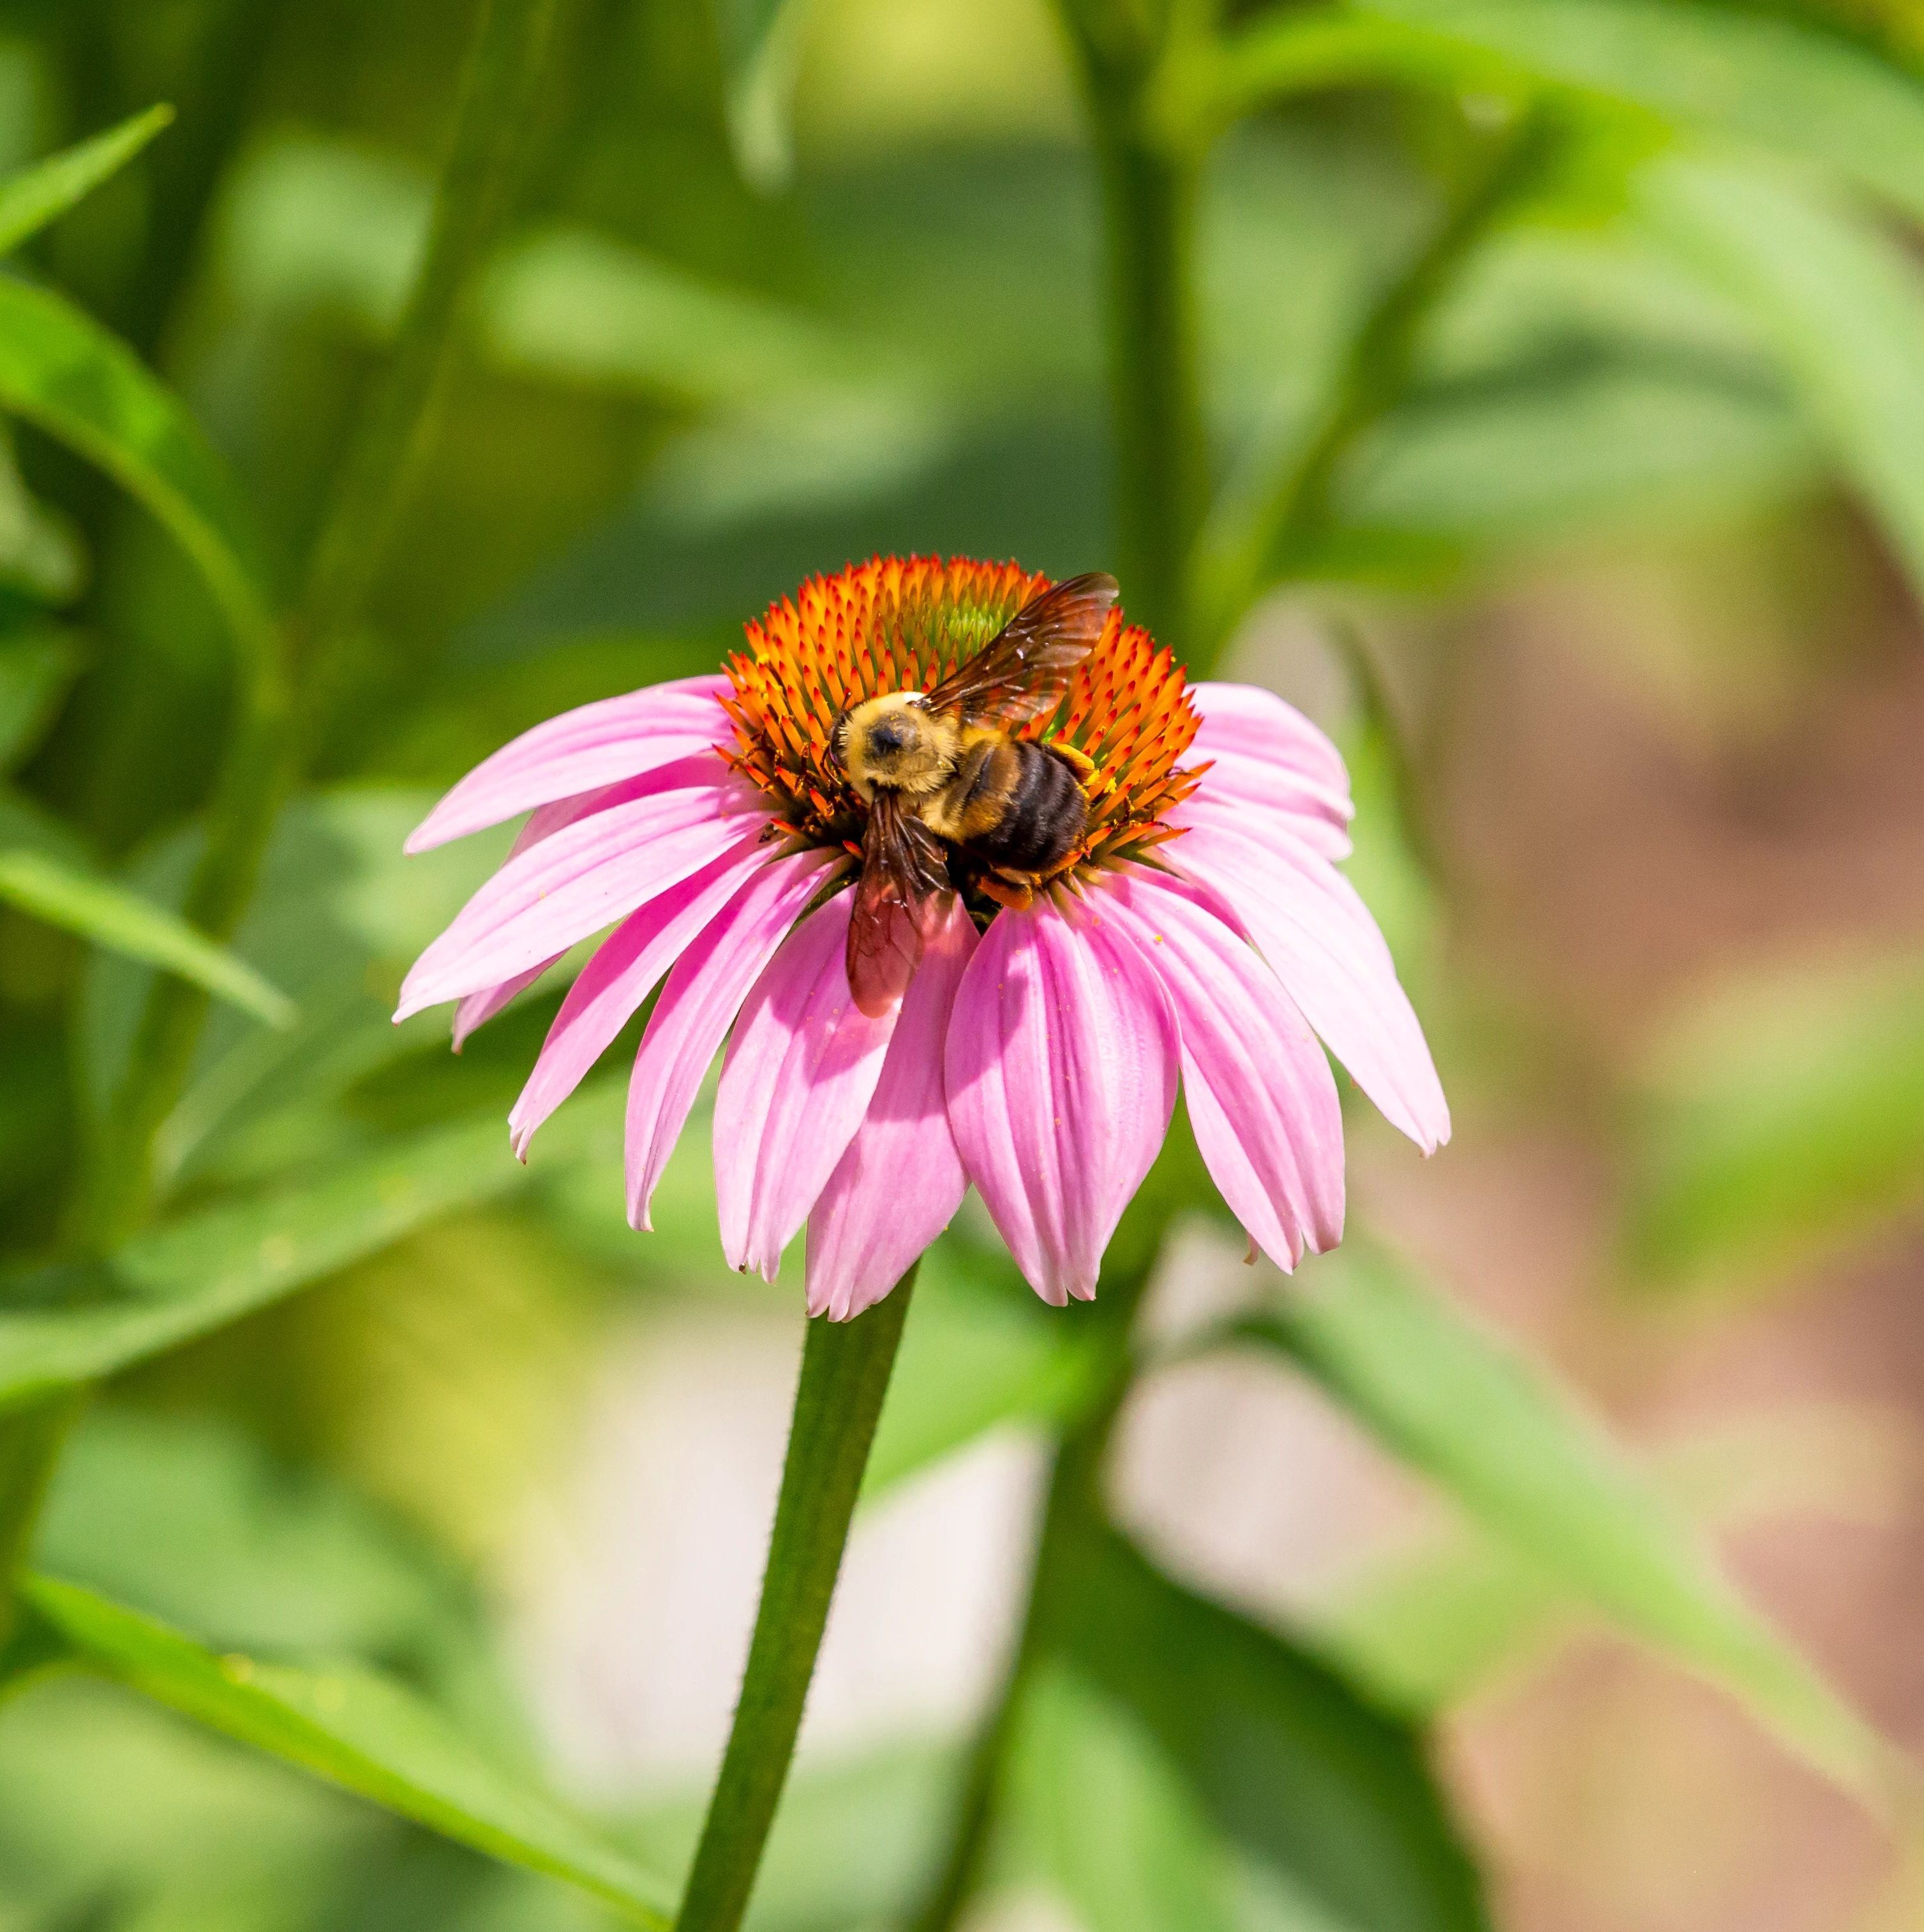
left=806, top=899, right=978, bottom=1321
left=714, top=892, right=901, bottom=1283
left=624, top=847, right=840, bottom=1231
left=452, top=965, right=548, bottom=1050
left=405, top=675, right=733, bottom=853
left=1102, top=869, right=1344, bottom=1268
left=1191, top=681, right=1348, bottom=791
left=445, top=786, right=623, bottom=1049
left=945, top=895, right=1178, bottom=1305
left=507, top=833, right=775, bottom=1157
left=395, top=758, right=764, bottom=1019
left=1165, top=818, right=1450, bottom=1153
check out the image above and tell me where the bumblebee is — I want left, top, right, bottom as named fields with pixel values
left=830, top=571, right=1119, bottom=1015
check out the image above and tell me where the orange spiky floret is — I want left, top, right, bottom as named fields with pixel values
left=717, top=555, right=1202, bottom=912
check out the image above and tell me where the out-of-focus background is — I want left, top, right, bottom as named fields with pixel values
left=4, top=2, right=1924, bottom=1929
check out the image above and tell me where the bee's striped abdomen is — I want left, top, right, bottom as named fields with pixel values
left=929, top=738, right=1087, bottom=874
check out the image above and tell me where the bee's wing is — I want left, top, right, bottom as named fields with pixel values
left=922, top=571, right=1118, bottom=729
left=846, top=789, right=954, bottom=1017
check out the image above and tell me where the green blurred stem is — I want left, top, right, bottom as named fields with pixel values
left=295, top=0, right=560, bottom=694
left=1059, top=6, right=1208, bottom=661
left=82, top=672, right=293, bottom=1242
left=909, top=20, right=1212, bottom=1908
left=1192, top=109, right=1555, bottom=656
left=907, top=1266, right=1149, bottom=1932
left=80, top=0, right=558, bottom=1241
left=674, top=1274, right=918, bottom=1932
left=0, top=1394, right=81, bottom=1657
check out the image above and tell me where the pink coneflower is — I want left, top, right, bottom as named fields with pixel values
left=397, top=557, right=1448, bottom=1317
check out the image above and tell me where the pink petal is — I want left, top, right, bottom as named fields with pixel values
left=445, top=788, right=623, bottom=1050
left=1165, top=819, right=1450, bottom=1153
left=624, top=848, right=840, bottom=1231
left=1191, top=681, right=1348, bottom=792
left=452, top=965, right=549, bottom=1049
left=1102, top=870, right=1344, bottom=1268
left=805, top=899, right=978, bottom=1321
left=405, top=675, right=733, bottom=853
left=1185, top=744, right=1352, bottom=827
left=714, top=892, right=901, bottom=1283
left=396, top=760, right=763, bottom=1019
left=506, top=834, right=774, bottom=1157
left=1168, top=782, right=1352, bottom=862
left=945, top=895, right=1178, bottom=1305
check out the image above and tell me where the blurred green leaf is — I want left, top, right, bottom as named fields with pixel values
left=1625, top=953, right=1924, bottom=1293
left=36, top=1406, right=471, bottom=1667
left=1356, top=0, right=1924, bottom=222
left=1315, top=1530, right=1563, bottom=1719
left=1010, top=1659, right=1241, bottom=1932
left=0, top=1087, right=620, bottom=1413
left=1332, top=354, right=1812, bottom=568
left=1205, top=5, right=1508, bottom=123
left=80, top=789, right=515, bottom=1191
left=0, top=846, right=294, bottom=1026
left=0, top=104, right=174, bottom=255
left=482, top=228, right=858, bottom=403
left=1236, top=1242, right=1892, bottom=1801
left=19, top=1574, right=674, bottom=1926
left=710, top=0, right=810, bottom=193
left=1054, top=1525, right=1488, bottom=1932
left=218, top=133, right=869, bottom=406
left=0, top=783, right=91, bottom=867
left=0, top=431, right=84, bottom=603
left=0, top=1674, right=362, bottom=1926
left=1635, top=150, right=1924, bottom=599
left=218, top=134, right=430, bottom=335
left=0, top=276, right=277, bottom=665
left=1316, top=1400, right=1919, bottom=1715
left=0, top=625, right=82, bottom=770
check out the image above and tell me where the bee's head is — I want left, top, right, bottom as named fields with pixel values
left=837, top=692, right=948, bottom=798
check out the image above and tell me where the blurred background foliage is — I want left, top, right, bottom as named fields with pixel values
left=4, top=0, right=1924, bottom=1928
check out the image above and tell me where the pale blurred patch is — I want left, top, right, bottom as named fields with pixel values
left=503, top=1305, right=1045, bottom=1797
left=791, top=0, right=1079, bottom=167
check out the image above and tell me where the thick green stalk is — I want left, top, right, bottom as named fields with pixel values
left=674, top=1275, right=918, bottom=1932
left=1193, top=110, right=1555, bottom=654
left=80, top=0, right=559, bottom=1240
left=1059, top=6, right=1209, bottom=660
left=1093, top=109, right=1205, bottom=654
left=903, top=10, right=1216, bottom=1921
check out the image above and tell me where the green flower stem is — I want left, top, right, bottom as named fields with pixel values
left=79, top=0, right=559, bottom=1243
left=1193, top=108, right=1556, bottom=656
left=1058, top=6, right=1209, bottom=662
left=674, top=1273, right=918, bottom=1932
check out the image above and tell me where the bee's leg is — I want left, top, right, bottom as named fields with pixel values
left=977, top=874, right=1036, bottom=911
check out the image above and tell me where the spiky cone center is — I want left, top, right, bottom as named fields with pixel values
left=717, top=556, right=1204, bottom=915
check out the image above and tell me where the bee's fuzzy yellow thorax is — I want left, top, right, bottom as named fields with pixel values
left=840, top=693, right=957, bottom=800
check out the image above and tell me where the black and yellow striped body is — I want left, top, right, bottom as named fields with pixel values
left=920, top=726, right=1089, bottom=876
